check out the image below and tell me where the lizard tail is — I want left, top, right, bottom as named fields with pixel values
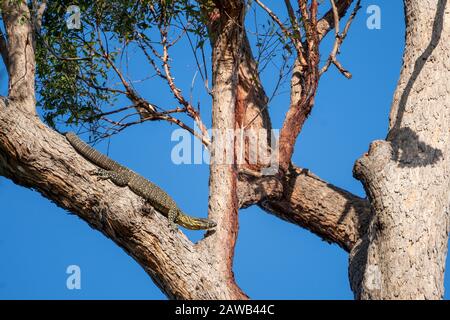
left=65, top=132, right=123, bottom=171
left=176, top=214, right=217, bottom=231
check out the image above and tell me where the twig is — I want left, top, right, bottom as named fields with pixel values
left=254, top=0, right=307, bottom=65
left=319, top=0, right=361, bottom=78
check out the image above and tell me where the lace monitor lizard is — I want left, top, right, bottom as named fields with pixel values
left=65, top=132, right=217, bottom=231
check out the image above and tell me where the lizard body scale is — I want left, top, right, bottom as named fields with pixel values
left=65, top=132, right=216, bottom=231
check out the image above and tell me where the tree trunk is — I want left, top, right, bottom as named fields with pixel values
left=1, top=0, right=36, bottom=113
left=197, top=0, right=248, bottom=299
left=350, top=0, right=450, bottom=299
left=1, top=0, right=448, bottom=300
left=0, top=0, right=370, bottom=299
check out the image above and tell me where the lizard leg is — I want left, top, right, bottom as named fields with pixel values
left=167, top=209, right=179, bottom=232
left=142, top=202, right=157, bottom=216
left=92, top=169, right=130, bottom=187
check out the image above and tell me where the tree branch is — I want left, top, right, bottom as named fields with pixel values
left=317, top=0, right=356, bottom=41
left=233, top=3, right=369, bottom=252
left=320, top=0, right=361, bottom=78
left=0, top=29, right=8, bottom=69
left=31, top=0, right=47, bottom=34
left=0, top=99, right=245, bottom=299
left=227, top=15, right=367, bottom=255
left=277, top=1, right=320, bottom=173
left=0, top=0, right=371, bottom=299
left=254, top=0, right=307, bottom=65
left=259, top=167, right=371, bottom=252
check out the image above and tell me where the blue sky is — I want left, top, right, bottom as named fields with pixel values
left=0, top=0, right=449, bottom=299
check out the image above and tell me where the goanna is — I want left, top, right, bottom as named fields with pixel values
left=65, top=132, right=217, bottom=231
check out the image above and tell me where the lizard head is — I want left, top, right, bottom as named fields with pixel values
left=177, top=214, right=217, bottom=231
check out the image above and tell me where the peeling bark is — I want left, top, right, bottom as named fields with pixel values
left=233, top=0, right=368, bottom=253
left=0, top=0, right=367, bottom=299
left=0, top=0, right=447, bottom=301
left=199, top=0, right=248, bottom=299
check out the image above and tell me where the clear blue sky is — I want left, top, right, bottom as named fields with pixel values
left=0, top=1, right=448, bottom=299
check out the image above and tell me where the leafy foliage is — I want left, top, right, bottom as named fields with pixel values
left=35, top=0, right=208, bottom=130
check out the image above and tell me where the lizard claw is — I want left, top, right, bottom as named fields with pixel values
left=169, top=221, right=178, bottom=234
left=142, top=203, right=156, bottom=216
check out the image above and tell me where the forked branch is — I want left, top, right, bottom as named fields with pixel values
left=320, top=0, right=361, bottom=78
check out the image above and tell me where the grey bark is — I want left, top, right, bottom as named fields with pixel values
left=351, top=0, right=450, bottom=299
left=0, top=99, right=252, bottom=299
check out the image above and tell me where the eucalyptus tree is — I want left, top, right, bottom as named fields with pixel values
left=0, top=0, right=448, bottom=299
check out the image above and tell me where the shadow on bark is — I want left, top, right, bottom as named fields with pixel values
left=348, top=232, right=370, bottom=298
left=390, top=127, right=443, bottom=167
left=333, top=183, right=372, bottom=240
left=388, top=0, right=447, bottom=168
left=348, top=0, right=448, bottom=299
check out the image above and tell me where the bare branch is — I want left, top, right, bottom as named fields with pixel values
left=283, top=0, right=302, bottom=41
left=255, top=0, right=291, bottom=37
left=100, top=112, right=211, bottom=147
left=317, top=0, right=355, bottom=41
left=320, top=0, right=361, bottom=78
left=133, top=27, right=210, bottom=146
left=136, top=36, right=167, bottom=80
left=277, top=0, right=320, bottom=172
left=32, top=0, right=47, bottom=34
left=0, top=29, right=9, bottom=69
left=254, top=0, right=307, bottom=65
left=160, top=28, right=210, bottom=142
